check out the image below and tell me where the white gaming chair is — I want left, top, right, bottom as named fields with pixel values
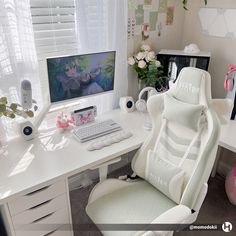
left=86, top=67, right=220, bottom=236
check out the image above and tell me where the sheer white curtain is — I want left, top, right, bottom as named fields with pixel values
left=75, top=0, right=128, bottom=112
left=0, top=0, right=41, bottom=140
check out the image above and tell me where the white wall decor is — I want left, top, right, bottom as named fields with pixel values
left=199, top=8, right=236, bottom=39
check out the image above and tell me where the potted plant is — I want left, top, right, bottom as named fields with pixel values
left=0, top=97, right=37, bottom=119
left=0, top=96, right=38, bottom=145
left=128, top=45, right=167, bottom=92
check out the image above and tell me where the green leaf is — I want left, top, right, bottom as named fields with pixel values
left=0, top=97, right=7, bottom=105
left=3, top=110, right=15, bottom=119
left=0, top=104, right=6, bottom=112
left=8, top=112, right=15, bottom=119
left=34, top=105, right=38, bottom=111
left=25, top=110, right=34, bottom=118
left=10, top=103, right=18, bottom=111
left=183, top=0, right=207, bottom=10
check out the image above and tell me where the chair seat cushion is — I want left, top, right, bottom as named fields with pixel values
left=86, top=180, right=176, bottom=236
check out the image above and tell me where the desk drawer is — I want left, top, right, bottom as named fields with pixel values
left=15, top=207, right=70, bottom=236
left=8, top=180, right=66, bottom=216
left=43, top=227, right=72, bottom=236
left=12, top=194, right=67, bottom=226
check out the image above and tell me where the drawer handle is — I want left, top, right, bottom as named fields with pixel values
left=25, top=185, right=51, bottom=196
left=43, top=228, right=60, bottom=236
left=32, top=212, right=55, bottom=223
left=29, top=199, right=52, bottom=210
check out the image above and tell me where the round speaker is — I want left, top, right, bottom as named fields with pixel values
left=19, top=121, right=35, bottom=141
left=119, top=96, right=135, bottom=112
left=23, top=126, right=33, bottom=136
left=126, top=100, right=134, bottom=109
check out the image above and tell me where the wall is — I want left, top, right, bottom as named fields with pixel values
left=182, top=0, right=236, bottom=176
left=128, top=0, right=186, bottom=98
left=182, top=0, right=236, bottom=99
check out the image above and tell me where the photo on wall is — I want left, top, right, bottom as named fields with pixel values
left=47, top=51, right=116, bottom=103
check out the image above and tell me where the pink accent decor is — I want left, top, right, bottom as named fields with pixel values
left=78, top=111, right=93, bottom=123
left=228, top=64, right=236, bottom=71
left=56, top=112, right=73, bottom=129
left=225, top=165, right=236, bottom=206
left=224, top=64, right=236, bottom=91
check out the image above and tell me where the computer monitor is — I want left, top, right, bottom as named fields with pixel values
left=46, top=51, right=116, bottom=103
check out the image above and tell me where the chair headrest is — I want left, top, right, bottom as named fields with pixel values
left=169, top=67, right=212, bottom=106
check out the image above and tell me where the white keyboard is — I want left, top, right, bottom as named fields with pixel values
left=73, top=119, right=121, bottom=142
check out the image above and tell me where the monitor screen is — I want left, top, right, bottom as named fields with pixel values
left=47, top=51, right=116, bottom=103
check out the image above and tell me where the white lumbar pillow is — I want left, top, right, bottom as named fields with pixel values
left=163, top=94, right=204, bottom=131
left=145, top=150, right=185, bottom=204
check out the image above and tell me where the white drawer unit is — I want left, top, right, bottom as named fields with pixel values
left=12, top=194, right=68, bottom=226
left=4, top=179, right=73, bottom=236
left=8, top=180, right=66, bottom=216
left=43, top=227, right=72, bottom=236
left=15, top=207, right=70, bottom=236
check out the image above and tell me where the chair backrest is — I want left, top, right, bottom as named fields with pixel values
left=132, top=67, right=220, bottom=209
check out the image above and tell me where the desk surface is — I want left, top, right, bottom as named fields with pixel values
left=1, top=109, right=235, bottom=204
left=0, top=110, right=150, bottom=203
left=219, top=120, right=236, bottom=153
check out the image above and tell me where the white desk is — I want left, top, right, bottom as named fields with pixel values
left=1, top=109, right=234, bottom=235
left=0, top=109, right=149, bottom=236
left=219, top=120, right=236, bottom=153
left=211, top=120, right=236, bottom=177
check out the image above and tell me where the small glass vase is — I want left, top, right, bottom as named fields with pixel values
left=138, top=78, right=146, bottom=92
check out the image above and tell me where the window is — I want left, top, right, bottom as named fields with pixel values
left=0, top=0, right=127, bottom=141
left=75, top=0, right=109, bottom=52
left=0, top=0, right=40, bottom=140
left=30, top=0, right=78, bottom=58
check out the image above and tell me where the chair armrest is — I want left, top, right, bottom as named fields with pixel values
left=150, top=204, right=192, bottom=224
left=133, top=205, right=192, bottom=236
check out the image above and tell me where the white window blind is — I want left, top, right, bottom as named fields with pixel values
left=30, top=0, right=78, bottom=58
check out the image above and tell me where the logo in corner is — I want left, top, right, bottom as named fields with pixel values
left=222, top=222, right=233, bottom=233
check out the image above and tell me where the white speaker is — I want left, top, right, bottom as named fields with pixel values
left=119, top=96, right=135, bottom=112
left=21, top=80, right=32, bottom=109
left=19, top=121, right=35, bottom=141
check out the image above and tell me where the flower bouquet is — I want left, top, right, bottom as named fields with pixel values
left=128, top=45, right=166, bottom=90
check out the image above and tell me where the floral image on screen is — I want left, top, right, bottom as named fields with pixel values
left=47, top=51, right=115, bottom=103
